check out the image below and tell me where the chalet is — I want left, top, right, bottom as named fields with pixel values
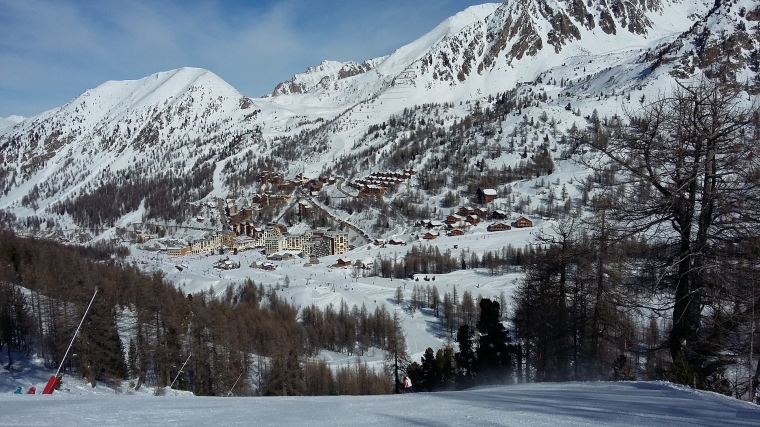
left=374, top=239, right=386, bottom=246
left=466, top=215, right=480, bottom=225
left=446, top=214, right=464, bottom=224
left=423, top=231, right=439, bottom=240
left=487, top=223, right=512, bottom=232
left=388, top=238, right=406, bottom=246
left=308, top=179, right=324, bottom=192
left=359, top=185, right=386, bottom=197
left=492, top=210, right=508, bottom=220
left=447, top=220, right=471, bottom=230
left=515, top=216, right=533, bottom=228
left=448, top=229, right=465, bottom=236
left=459, top=206, right=475, bottom=216
left=214, top=258, right=240, bottom=270
left=335, top=258, right=352, bottom=268
left=477, top=188, right=497, bottom=204
left=473, top=207, right=489, bottom=217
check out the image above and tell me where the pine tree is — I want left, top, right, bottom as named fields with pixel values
left=455, top=324, right=476, bottom=387
left=475, top=298, right=513, bottom=384
left=263, top=349, right=306, bottom=396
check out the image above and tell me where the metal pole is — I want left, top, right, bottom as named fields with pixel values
left=170, top=354, right=192, bottom=389
left=54, top=287, right=98, bottom=378
left=227, top=372, right=244, bottom=396
left=751, top=284, right=755, bottom=403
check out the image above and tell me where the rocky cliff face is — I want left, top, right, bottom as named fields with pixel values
left=651, top=0, right=760, bottom=92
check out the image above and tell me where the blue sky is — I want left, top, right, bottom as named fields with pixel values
left=0, top=0, right=489, bottom=118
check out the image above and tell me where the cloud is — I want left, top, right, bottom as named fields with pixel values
left=0, top=0, right=486, bottom=117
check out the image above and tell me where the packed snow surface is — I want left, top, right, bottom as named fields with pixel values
left=0, top=381, right=758, bottom=426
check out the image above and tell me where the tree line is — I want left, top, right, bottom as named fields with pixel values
left=0, top=231, right=390, bottom=395
left=511, top=79, right=760, bottom=402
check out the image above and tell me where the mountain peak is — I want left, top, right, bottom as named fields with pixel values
left=0, top=115, right=25, bottom=133
left=270, top=58, right=387, bottom=96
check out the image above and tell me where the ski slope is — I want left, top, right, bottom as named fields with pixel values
left=0, top=381, right=757, bottom=426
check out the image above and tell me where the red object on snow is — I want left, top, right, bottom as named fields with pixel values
left=26, top=386, right=36, bottom=394
left=42, top=375, right=60, bottom=394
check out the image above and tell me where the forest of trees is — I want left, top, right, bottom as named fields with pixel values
left=0, top=231, right=393, bottom=396
left=512, top=80, right=760, bottom=402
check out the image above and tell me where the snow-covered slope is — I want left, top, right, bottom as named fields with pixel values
left=0, top=67, right=262, bottom=214
left=1, top=380, right=758, bottom=426
left=0, top=115, right=24, bottom=134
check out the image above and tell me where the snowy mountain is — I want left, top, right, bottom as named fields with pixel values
left=0, top=0, right=756, bottom=232
left=270, top=58, right=387, bottom=96
left=0, top=115, right=24, bottom=134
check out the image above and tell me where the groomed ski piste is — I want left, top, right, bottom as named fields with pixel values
left=1, top=356, right=759, bottom=427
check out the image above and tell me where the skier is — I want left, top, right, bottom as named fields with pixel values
left=26, top=386, right=36, bottom=394
left=403, top=375, right=413, bottom=393
left=13, top=386, right=22, bottom=394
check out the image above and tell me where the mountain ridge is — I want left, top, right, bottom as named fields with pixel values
left=0, top=0, right=756, bottom=235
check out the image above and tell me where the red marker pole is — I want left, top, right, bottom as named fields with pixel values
left=43, top=288, right=98, bottom=394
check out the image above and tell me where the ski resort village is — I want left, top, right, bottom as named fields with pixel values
left=2, top=0, right=760, bottom=425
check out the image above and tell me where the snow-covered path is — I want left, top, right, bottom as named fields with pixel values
left=1, top=381, right=757, bottom=426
